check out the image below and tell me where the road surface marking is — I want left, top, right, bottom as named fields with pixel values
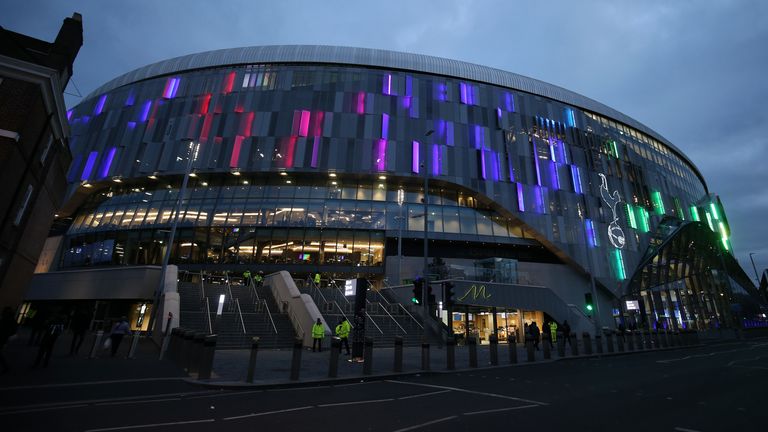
left=398, top=390, right=451, bottom=400
left=267, top=385, right=332, bottom=392
left=223, top=406, right=313, bottom=420
left=333, top=381, right=379, bottom=388
left=84, top=418, right=215, bottom=431
left=95, top=397, right=181, bottom=406
left=463, top=404, right=540, bottom=416
left=385, top=380, right=549, bottom=406
left=0, top=391, right=210, bottom=416
left=0, top=377, right=186, bottom=391
left=674, top=427, right=702, bottom=432
left=658, top=344, right=768, bottom=364
left=0, top=404, right=89, bottom=416
left=318, top=398, right=394, bottom=407
left=392, top=416, right=458, bottom=432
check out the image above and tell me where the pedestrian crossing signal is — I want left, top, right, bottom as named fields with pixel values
left=585, top=293, right=594, bottom=314
left=412, top=278, right=423, bottom=304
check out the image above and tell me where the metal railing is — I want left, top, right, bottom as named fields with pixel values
left=365, top=312, right=384, bottom=335
left=204, top=297, right=213, bottom=334
left=235, top=298, right=246, bottom=334
left=330, top=279, right=351, bottom=304
left=263, top=299, right=278, bottom=334
left=199, top=271, right=206, bottom=305
left=288, top=308, right=304, bottom=339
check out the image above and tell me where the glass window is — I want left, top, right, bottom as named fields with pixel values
left=459, top=208, right=477, bottom=235
left=476, top=211, right=493, bottom=236
left=443, top=208, right=460, bottom=233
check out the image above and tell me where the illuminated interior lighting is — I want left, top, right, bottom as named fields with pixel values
left=231, top=170, right=241, bottom=176
left=286, top=180, right=292, bottom=184
left=148, top=175, right=157, bottom=180
left=112, top=177, right=122, bottom=183
left=651, top=191, right=665, bottom=215
left=82, top=183, right=92, bottom=188
left=378, top=175, right=386, bottom=180
left=329, top=172, right=337, bottom=178
left=201, top=181, right=208, bottom=186
left=243, top=180, right=249, bottom=185
left=280, top=172, right=287, bottom=176
left=331, top=181, right=337, bottom=185
left=189, top=172, right=197, bottom=178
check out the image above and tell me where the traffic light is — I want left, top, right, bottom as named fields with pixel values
left=411, top=278, right=423, bottom=304
left=584, top=293, right=594, bottom=314
left=444, top=282, right=455, bottom=306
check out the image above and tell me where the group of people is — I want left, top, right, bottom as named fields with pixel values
left=525, top=319, right=571, bottom=350
left=311, top=317, right=351, bottom=355
left=242, top=270, right=264, bottom=287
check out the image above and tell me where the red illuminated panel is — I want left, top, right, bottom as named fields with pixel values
left=199, top=114, right=214, bottom=144
left=222, top=71, right=236, bottom=94
left=230, top=135, right=244, bottom=167
left=198, top=94, right=212, bottom=115
left=312, top=111, right=324, bottom=136
left=299, top=110, right=310, bottom=137
left=240, top=112, right=255, bottom=137
left=283, top=136, right=296, bottom=168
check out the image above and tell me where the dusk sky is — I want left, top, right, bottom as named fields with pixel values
left=3, top=0, right=767, bottom=279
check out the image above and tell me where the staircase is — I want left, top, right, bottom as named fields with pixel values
left=177, top=275, right=295, bottom=350
left=298, top=279, right=425, bottom=347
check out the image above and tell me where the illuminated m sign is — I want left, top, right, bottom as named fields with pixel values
left=458, top=284, right=492, bottom=302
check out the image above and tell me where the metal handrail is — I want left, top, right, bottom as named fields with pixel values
left=331, top=301, right=351, bottom=324
left=226, top=275, right=235, bottom=312
left=235, top=298, right=246, bottom=334
left=288, top=308, right=304, bottom=339
left=331, top=280, right=351, bottom=304
left=250, top=281, right=261, bottom=304
left=368, top=280, right=392, bottom=306
left=204, top=297, right=213, bottom=334
left=365, top=312, right=384, bottom=335
left=378, top=302, right=407, bottom=334
left=199, top=272, right=205, bottom=303
left=262, top=299, right=278, bottom=334
left=397, top=303, right=424, bottom=329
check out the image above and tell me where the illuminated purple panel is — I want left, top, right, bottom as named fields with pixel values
left=405, top=76, right=412, bottom=96
left=66, top=110, right=73, bottom=121
left=356, top=92, right=365, bottom=114
left=560, top=140, right=569, bottom=164
left=549, top=139, right=557, bottom=162
left=550, top=162, right=560, bottom=190
left=532, top=142, right=542, bottom=185
left=402, top=96, right=411, bottom=109
left=127, top=121, right=136, bottom=129
left=479, top=150, right=486, bottom=179
left=81, top=151, right=98, bottom=181
left=409, top=97, right=419, bottom=118
left=375, top=139, right=387, bottom=171
left=471, top=85, right=478, bottom=105
left=435, top=119, right=446, bottom=140
left=99, top=147, right=117, bottom=178
left=492, top=152, right=501, bottom=181
left=505, top=92, right=514, bottom=111
left=125, top=90, right=135, bottom=106
left=93, top=94, right=107, bottom=115
left=474, top=125, right=484, bottom=149
left=436, top=83, right=447, bottom=101
left=81, top=115, right=90, bottom=124
left=311, top=137, right=320, bottom=168
left=163, top=77, right=180, bottom=98
left=383, top=74, right=392, bottom=95
left=507, top=153, right=515, bottom=181
left=535, top=186, right=544, bottom=213
left=585, top=219, right=597, bottom=247
left=432, top=144, right=439, bottom=176
left=516, top=183, right=525, bottom=212
left=381, top=113, right=389, bottom=139
left=446, top=122, right=454, bottom=146
left=460, top=82, right=468, bottom=104
left=496, top=107, right=502, bottom=121
left=140, top=100, right=152, bottom=122
left=571, top=165, right=583, bottom=194
left=412, top=141, right=420, bottom=173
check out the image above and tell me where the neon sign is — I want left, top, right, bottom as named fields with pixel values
left=458, top=285, right=492, bottom=302
left=599, top=173, right=625, bottom=249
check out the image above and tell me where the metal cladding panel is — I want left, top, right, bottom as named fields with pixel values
left=84, top=46, right=674, bottom=153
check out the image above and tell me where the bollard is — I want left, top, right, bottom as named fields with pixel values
left=570, top=333, right=579, bottom=356
left=197, top=335, right=217, bottom=380
left=542, top=333, right=551, bottom=360
left=557, top=331, right=566, bottom=357
left=660, top=330, right=668, bottom=348
left=692, top=330, right=699, bottom=345
left=508, top=335, right=518, bottom=364
left=644, top=331, right=653, bottom=350
left=617, top=331, right=626, bottom=352
left=89, top=330, right=105, bottom=359
left=634, top=331, right=643, bottom=351
left=595, top=334, right=603, bottom=354
left=328, top=337, right=340, bottom=378
left=525, top=335, right=535, bottom=362
left=489, top=334, right=499, bottom=365
left=128, top=331, right=141, bottom=359
left=446, top=336, right=456, bottom=370
left=582, top=332, right=592, bottom=355
left=393, top=336, right=403, bottom=373
left=468, top=336, right=478, bottom=368
left=627, top=331, right=635, bottom=351
left=363, top=337, right=374, bottom=375
left=289, top=338, right=303, bottom=381
left=246, top=337, right=260, bottom=383
left=652, top=331, right=660, bottom=349
left=181, top=330, right=196, bottom=372
left=674, top=331, right=681, bottom=347
left=605, top=331, right=614, bottom=353
left=421, top=341, right=430, bottom=371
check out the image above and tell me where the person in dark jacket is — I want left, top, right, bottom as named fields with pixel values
left=69, top=309, right=90, bottom=356
left=109, top=316, right=131, bottom=357
left=529, top=321, right=541, bottom=351
left=32, top=315, right=65, bottom=368
left=0, top=307, right=18, bottom=373
left=561, top=320, right=572, bottom=346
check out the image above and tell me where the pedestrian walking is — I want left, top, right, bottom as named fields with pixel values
left=335, top=317, right=351, bottom=355
left=530, top=321, right=541, bottom=351
left=69, top=309, right=90, bottom=356
left=0, top=307, right=18, bottom=374
left=311, top=318, right=324, bottom=352
left=109, top=316, right=131, bottom=357
left=547, top=320, right=558, bottom=348
left=562, top=320, right=572, bottom=346
left=242, top=270, right=251, bottom=286
left=313, top=272, right=321, bottom=287
left=32, top=315, right=64, bottom=368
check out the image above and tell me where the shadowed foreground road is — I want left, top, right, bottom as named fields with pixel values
left=1, top=340, right=766, bottom=431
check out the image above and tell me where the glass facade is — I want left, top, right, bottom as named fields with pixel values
left=62, top=46, right=736, bottom=306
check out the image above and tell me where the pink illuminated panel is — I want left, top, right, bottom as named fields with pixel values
left=230, top=136, right=244, bottom=167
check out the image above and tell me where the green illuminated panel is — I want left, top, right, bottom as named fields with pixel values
left=635, top=207, right=649, bottom=233
left=626, top=203, right=637, bottom=229
left=705, top=212, right=714, bottom=231
left=610, top=140, right=619, bottom=159
left=613, top=249, right=626, bottom=280
left=690, top=206, right=700, bottom=221
left=674, top=197, right=684, bottom=220
left=710, top=202, right=720, bottom=220
left=651, top=191, right=665, bottom=215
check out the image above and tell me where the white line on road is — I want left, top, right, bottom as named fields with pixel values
left=674, top=427, right=702, bottom=432
left=392, top=416, right=458, bottom=432
left=95, top=397, right=181, bottom=407
left=385, top=380, right=549, bottom=406
left=0, top=391, right=211, bottom=416
left=0, top=377, right=186, bottom=391
left=84, top=418, right=215, bottom=431
left=223, top=405, right=314, bottom=421
left=0, top=404, right=90, bottom=415
left=318, top=398, right=394, bottom=407
left=267, top=385, right=332, bottom=392
left=463, top=404, right=540, bottom=416
left=658, top=344, right=768, bottom=364
left=398, top=390, right=451, bottom=400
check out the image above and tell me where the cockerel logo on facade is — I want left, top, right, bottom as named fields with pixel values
left=599, top=173, right=625, bottom=249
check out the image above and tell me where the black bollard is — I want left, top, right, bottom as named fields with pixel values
left=605, top=331, right=614, bottom=353
left=627, top=331, right=635, bottom=351
left=363, top=337, right=374, bottom=375
left=582, top=332, right=592, bottom=355
left=595, top=334, right=603, bottom=354
left=661, top=330, right=669, bottom=348
left=525, top=335, right=535, bottom=362
left=489, top=334, right=499, bottom=365
left=329, top=337, right=340, bottom=378
left=542, top=332, right=551, bottom=360
left=290, top=338, right=303, bottom=381
left=447, top=336, right=456, bottom=370
left=692, top=330, right=699, bottom=345
left=197, top=335, right=217, bottom=380
left=421, top=341, right=430, bottom=371
left=673, top=331, right=681, bottom=346
left=508, top=335, right=518, bottom=364
left=644, top=331, right=653, bottom=350
left=393, top=336, right=403, bottom=373
left=617, top=331, right=625, bottom=352
left=557, top=331, right=566, bottom=357
left=181, top=330, right=196, bottom=372
left=635, top=331, right=644, bottom=351
left=468, top=336, right=478, bottom=368
left=570, top=333, right=579, bottom=356
left=246, top=337, right=259, bottom=383
left=652, top=331, right=659, bottom=349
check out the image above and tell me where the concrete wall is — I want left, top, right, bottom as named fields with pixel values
left=265, top=270, right=330, bottom=347
left=25, top=265, right=164, bottom=301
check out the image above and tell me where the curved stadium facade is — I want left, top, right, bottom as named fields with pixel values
left=56, top=45, right=761, bottom=334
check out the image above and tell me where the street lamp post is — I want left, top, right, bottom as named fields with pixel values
left=749, top=253, right=760, bottom=285
left=147, top=140, right=200, bottom=335
left=422, top=130, right=434, bottom=310
left=397, top=188, right=404, bottom=285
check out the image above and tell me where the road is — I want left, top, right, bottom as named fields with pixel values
left=1, top=339, right=766, bottom=431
